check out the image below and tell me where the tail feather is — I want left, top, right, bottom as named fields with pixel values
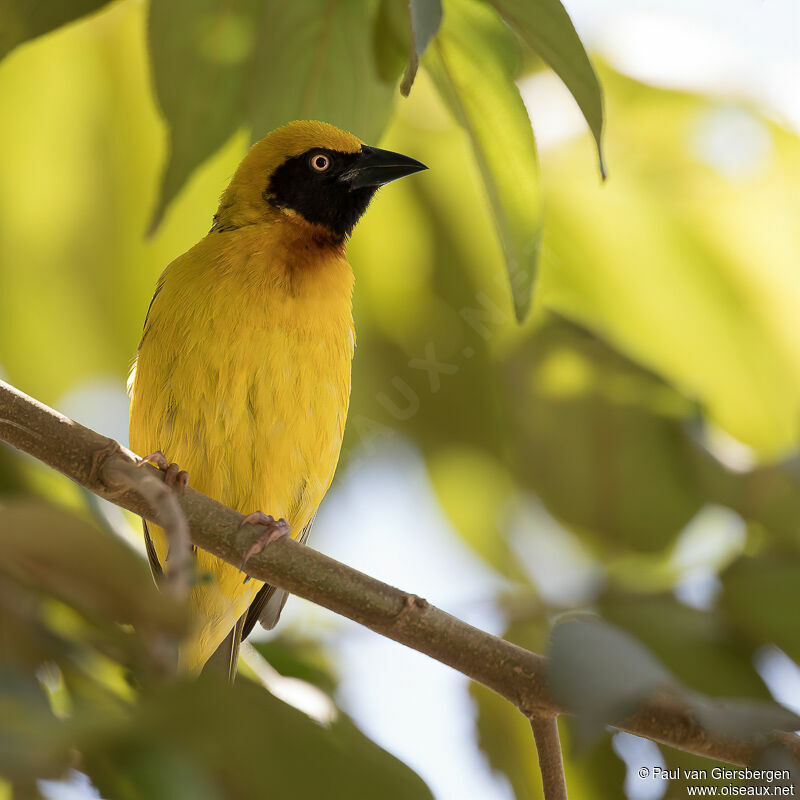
left=204, top=613, right=246, bottom=683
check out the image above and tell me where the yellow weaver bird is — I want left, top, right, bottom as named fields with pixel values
left=128, top=121, right=425, bottom=678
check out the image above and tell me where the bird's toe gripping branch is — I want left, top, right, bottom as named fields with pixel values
left=238, top=512, right=291, bottom=583
left=139, top=450, right=189, bottom=491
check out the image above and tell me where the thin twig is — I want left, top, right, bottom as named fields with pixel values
left=106, top=459, right=192, bottom=599
left=529, top=713, right=568, bottom=800
left=1, top=379, right=799, bottom=766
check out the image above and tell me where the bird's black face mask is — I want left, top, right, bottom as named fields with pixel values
left=265, top=145, right=427, bottom=240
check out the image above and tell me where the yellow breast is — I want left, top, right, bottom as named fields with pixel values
left=129, top=221, right=354, bottom=669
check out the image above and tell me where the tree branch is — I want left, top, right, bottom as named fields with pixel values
left=529, top=713, right=568, bottom=800
left=1, top=379, right=798, bottom=770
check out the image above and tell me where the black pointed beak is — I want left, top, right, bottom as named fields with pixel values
left=342, top=145, right=427, bottom=190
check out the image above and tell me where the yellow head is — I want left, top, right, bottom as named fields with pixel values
left=212, top=120, right=426, bottom=240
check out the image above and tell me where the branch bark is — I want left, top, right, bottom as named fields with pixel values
left=529, top=713, right=568, bottom=800
left=1, top=379, right=798, bottom=770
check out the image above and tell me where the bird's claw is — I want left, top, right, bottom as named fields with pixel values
left=139, top=450, right=189, bottom=491
left=238, top=512, right=291, bottom=582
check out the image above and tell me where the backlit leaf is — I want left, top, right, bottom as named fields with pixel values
left=84, top=676, right=434, bottom=800
left=147, top=0, right=257, bottom=229
left=486, top=0, right=605, bottom=175
left=600, top=592, right=771, bottom=699
left=247, top=0, right=395, bottom=144
left=721, top=553, right=800, bottom=664
left=401, top=0, right=443, bottom=95
left=0, top=0, right=113, bottom=61
left=0, top=501, right=186, bottom=638
left=425, top=0, right=542, bottom=320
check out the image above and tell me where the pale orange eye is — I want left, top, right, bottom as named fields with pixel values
left=310, top=154, right=331, bottom=172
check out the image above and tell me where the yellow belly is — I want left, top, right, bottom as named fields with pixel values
left=129, top=227, right=354, bottom=671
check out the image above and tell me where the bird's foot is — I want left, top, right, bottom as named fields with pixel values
left=238, top=512, right=291, bottom=582
left=138, top=450, right=189, bottom=491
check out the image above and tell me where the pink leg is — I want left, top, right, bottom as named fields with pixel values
left=238, top=512, right=291, bottom=581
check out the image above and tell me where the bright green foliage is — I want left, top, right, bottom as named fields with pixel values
left=148, top=0, right=396, bottom=228
left=485, top=0, right=605, bottom=175
left=426, top=0, right=542, bottom=321
left=0, top=0, right=113, bottom=59
left=0, top=0, right=606, bottom=316
left=0, top=501, right=433, bottom=798
left=404, top=0, right=443, bottom=94
left=1, top=2, right=800, bottom=798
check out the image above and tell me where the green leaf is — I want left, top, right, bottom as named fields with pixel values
left=84, top=676, right=434, bottom=800
left=0, top=668, right=71, bottom=781
left=549, top=615, right=678, bottom=738
left=485, top=0, right=605, bottom=176
left=0, top=0, right=113, bottom=61
left=0, top=501, right=186, bottom=639
left=503, top=314, right=704, bottom=552
left=549, top=615, right=799, bottom=749
left=401, top=0, right=443, bottom=95
left=250, top=635, right=338, bottom=696
left=148, top=0, right=396, bottom=228
left=247, top=0, right=395, bottom=145
left=472, top=617, right=627, bottom=800
left=540, top=68, right=800, bottom=456
left=721, top=552, right=800, bottom=664
left=600, top=592, right=771, bottom=699
left=373, top=0, right=411, bottom=84
left=687, top=695, right=800, bottom=741
left=409, top=0, right=443, bottom=55
left=372, top=0, right=442, bottom=95
left=147, top=0, right=257, bottom=229
left=0, top=445, right=29, bottom=495
left=425, top=0, right=542, bottom=321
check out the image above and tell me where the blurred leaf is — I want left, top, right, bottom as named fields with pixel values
left=247, top=0, right=394, bottom=144
left=0, top=577, right=75, bottom=671
left=753, top=744, right=800, bottom=795
left=721, top=552, right=800, bottom=663
left=0, top=667, right=71, bottom=781
left=250, top=635, right=338, bottom=696
left=549, top=616, right=799, bottom=751
left=541, top=67, right=800, bottom=455
left=486, top=0, right=605, bottom=175
left=471, top=616, right=548, bottom=798
left=401, top=0, right=443, bottom=95
left=472, top=617, right=626, bottom=799
left=84, top=676, right=433, bottom=800
left=472, top=682, right=545, bottom=799
left=549, top=615, right=678, bottom=743
left=687, top=694, right=799, bottom=740
left=600, top=592, right=771, bottom=699
left=0, top=0, right=113, bottom=61
left=0, top=501, right=186, bottom=639
left=425, top=0, right=542, bottom=321
left=147, top=0, right=257, bottom=228
left=373, top=0, right=410, bottom=83
left=560, top=723, right=626, bottom=800
left=503, top=315, right=705, bottom=553
left=149, top=0, right=395, bottom=228
left=428, top=446, right=525, bottom=577
left=659, top=748, right=749, bottom=799
left=726, top=456, right=800, bottom=545
left=0, top=445, right=29, bottom=495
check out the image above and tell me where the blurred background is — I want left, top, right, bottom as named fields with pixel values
left=1, top=0, right=799, bottom=798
